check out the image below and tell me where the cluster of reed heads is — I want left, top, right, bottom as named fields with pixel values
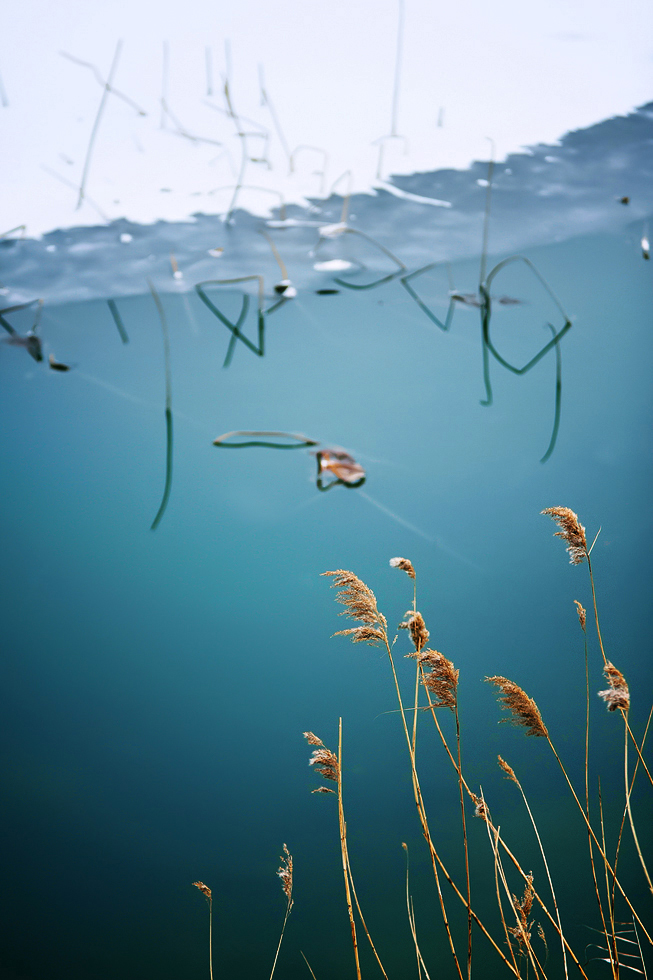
left=192, top=506, right=650, bottom=979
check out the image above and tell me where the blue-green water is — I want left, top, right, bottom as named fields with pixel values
left=1, top=164, right=652, bottom=975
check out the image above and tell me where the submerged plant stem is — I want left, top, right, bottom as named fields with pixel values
left=148, top=280, right=173, bottom=530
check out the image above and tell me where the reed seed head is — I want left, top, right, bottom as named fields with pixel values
left=497, top=755, right=518, bottom=782
left=411, top=649, right=458, bottom=709
left=323, top=570, right=387, bottom=644
left=541, top=507, right=588, bottom=564
left=509, top=874, right=535, bottom=949
left=305, top=732, right=339, bottom=784
left=303, top=731, right=324, bottom=746
left=471, top=792, right=488, bottom=821
left=389, top=557, right=416, bottom=580
left=574, top=600, right=587, bottom=632
left=277, top=844, right=293, bottom=907
left=192, top=881, right=212, bottom=905
left=399, top=611, right=430, bottom=652
left=486, top=676, right=549, bottom=738
left=598, top=662, right=630, bottom=712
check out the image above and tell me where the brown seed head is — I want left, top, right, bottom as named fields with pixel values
left=323, top=570, right=387, bottom=641
left=399, top=610, right=430, bottom=652
left=509, top=874, right=535, bottom=948
left=486, top=676, right=549, bottom=738
left=497, top=755, right=518, bottom=782
left=311, top=786, right=336, bottom=794
left=333, top=625, right=387, bottom=646
left=541, top=507, right=588, bottom=564
left=192, top=881, right=212, bottom=904
left=389, top=557, right=416, bottom=580
left=574, top=600, right=587, bottom=632
left=303, top=732, right=324, bottom=746
left=598, top=662, right=630, bottom=712
left=471, top=793, right=488, bottom=821
left=413, top=649, right=458, bottom=709
left=277, top=844, right=293, bottom=906
left=305, top=733, right=339, bottom=784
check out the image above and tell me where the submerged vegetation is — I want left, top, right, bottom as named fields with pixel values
left=192, top=506, right=651, bottom=977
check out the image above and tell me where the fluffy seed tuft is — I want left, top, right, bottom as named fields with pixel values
left=598, top=662, right=630, bottom=712
left=389, top=557, right=416, bottom=579
left=542, top=507, right=588, bottom=564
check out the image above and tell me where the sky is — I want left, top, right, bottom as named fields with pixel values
left=2, top=0, right=652, bottom=237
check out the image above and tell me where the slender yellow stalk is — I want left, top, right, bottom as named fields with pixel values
left=498, top=757, right=568, bottom=980
left=421, top=676, right=591, bottom=977
left=343, top=837, right=389, bottom=980
left=484, top=819, right=520, bottom=977
left=337, top=719, right=362, bottom=980
left=621, top=723, right=653, bottom=895
left=402, top=843, right=432, bottom=980
left=269, top=844, right=293, bottom=980
left=192, top=882, right=213, bottom=980
left=546, top=737, right=651, bottom=943
left=577, top=607, right=614, bottom=978
left=598, top=782, right=619, bottom=971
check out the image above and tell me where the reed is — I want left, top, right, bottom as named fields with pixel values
left=192, top=881, right=213, bottom=980
left=305, top=505, right=651, bottom=978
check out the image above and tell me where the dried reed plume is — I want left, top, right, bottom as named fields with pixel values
left=323, top=570, right=387, bottom=646
left=412, top=649, right=458, bottom=710
left=304, top=733, right=339, bottom=783
left=541, top=507, right=588, bottom=564
left=399, top=611, right=430, bottom=652
left=192, top=881, right=212, bottom=904
left=508, top=873, right=535, bottom=951
left=269, top=845, right=294, bottom=980
left=598, top=662, right=630, bottom=712
left=486, top=677, right=549, bottom=738
left=471, top=793, right=488, bottom=821
left=192, top=881, right=214, bottom=980
left=390, top=556, right=416, bottom=579
left=574, top=600, right=587, bottom=632
left=497, top=755, right=518, bottom=782
left=277, top=844, right=293, bottom=906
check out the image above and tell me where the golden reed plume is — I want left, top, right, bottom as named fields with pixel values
left=541, top=507, right=588, bottom=564
left=574, top=600, right=587, bottom=632
left=486, top=677, right=549, bottom=738
left=389, top=556, right=416, bottom=579
left=410, top=649, right=459, bottom=710
left=598, top=662, right=630, bottom=712
left=322, top=570, right=387, bottom=646
left=399, top=611, right=430, bottom=652
left=277, top=844, right=293, bottom=906
left=192, top=881, right=212, bottom=904
left=304, top=732, right=339, bottom=789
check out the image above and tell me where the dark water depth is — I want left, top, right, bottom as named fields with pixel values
left=0, top=213, right=652, bottom=979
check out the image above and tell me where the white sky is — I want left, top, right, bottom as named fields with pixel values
left=2, top=0, right=652, bottom=236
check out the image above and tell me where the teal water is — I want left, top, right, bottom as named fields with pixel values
left=1, top=215, right=652, bottom=976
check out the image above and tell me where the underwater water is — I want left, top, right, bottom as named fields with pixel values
left=1, top=108, right=652, bottom=980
